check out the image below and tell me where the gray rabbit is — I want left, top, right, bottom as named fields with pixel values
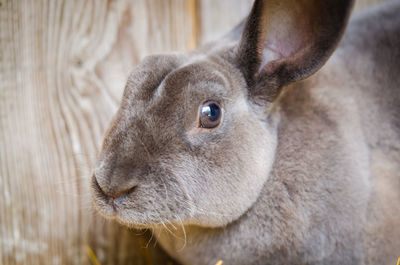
left=91, top=0, right=400, bottom=264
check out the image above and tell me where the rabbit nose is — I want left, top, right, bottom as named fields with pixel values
left=93, top=167, right=138, bottom=200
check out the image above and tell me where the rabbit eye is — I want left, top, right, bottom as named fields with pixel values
left=199, top=101, right=222, bottom=128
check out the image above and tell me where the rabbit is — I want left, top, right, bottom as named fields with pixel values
left=91, top=0, right=400, bottom=264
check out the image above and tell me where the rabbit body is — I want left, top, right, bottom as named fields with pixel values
left=92, top=1, right=400, bottom=264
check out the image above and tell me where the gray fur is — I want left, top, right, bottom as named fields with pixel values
left=91, top=1, right=400, bottom=264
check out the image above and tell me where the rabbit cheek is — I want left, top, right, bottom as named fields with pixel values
left=180, top=122, right=277, bottom=227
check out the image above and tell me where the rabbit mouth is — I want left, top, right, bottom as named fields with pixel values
left=91, top=175, right=183, bottom=228
left=91, top=177, right=135, bottom=221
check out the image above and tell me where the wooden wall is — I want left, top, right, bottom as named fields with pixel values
left=0, top=0, right=388, bottom=264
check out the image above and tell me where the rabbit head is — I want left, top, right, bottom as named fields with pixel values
left=92, top=52, right=278, bottom=227
left=92, top=0, right=354, bottom=229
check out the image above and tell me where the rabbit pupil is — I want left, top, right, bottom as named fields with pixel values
left=200, top=101, right=221, bottom=128
left=202, top=105, right=217, bottom=120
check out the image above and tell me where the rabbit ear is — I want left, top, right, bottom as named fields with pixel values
left=236, top=0, right=354, bottom=103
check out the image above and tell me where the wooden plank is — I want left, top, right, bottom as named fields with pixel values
left=197, top=0, right=253, bottom=44
left=0, top=0, right=191, bottom=264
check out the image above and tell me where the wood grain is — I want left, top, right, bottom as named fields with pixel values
left=0, top=0, right=389, bottom=264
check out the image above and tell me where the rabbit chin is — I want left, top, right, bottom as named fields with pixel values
left=91, top=182, right=191, bottom=228
left=91, top=197, right=174, bottom=229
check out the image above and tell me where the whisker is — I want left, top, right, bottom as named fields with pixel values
left=145, top=229, right=154, bottom=248
left=154, top=227, right=161, bottom=247
left=176, top=215, right=187, bottom=251
left=161, top=221, right=181, bottom=240
left=165, top=220, right=177, bottom=230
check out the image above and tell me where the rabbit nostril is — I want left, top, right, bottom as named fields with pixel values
left=109, top=185, right=137, bottom=200
left=93, top=175, right=137, bottom=200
